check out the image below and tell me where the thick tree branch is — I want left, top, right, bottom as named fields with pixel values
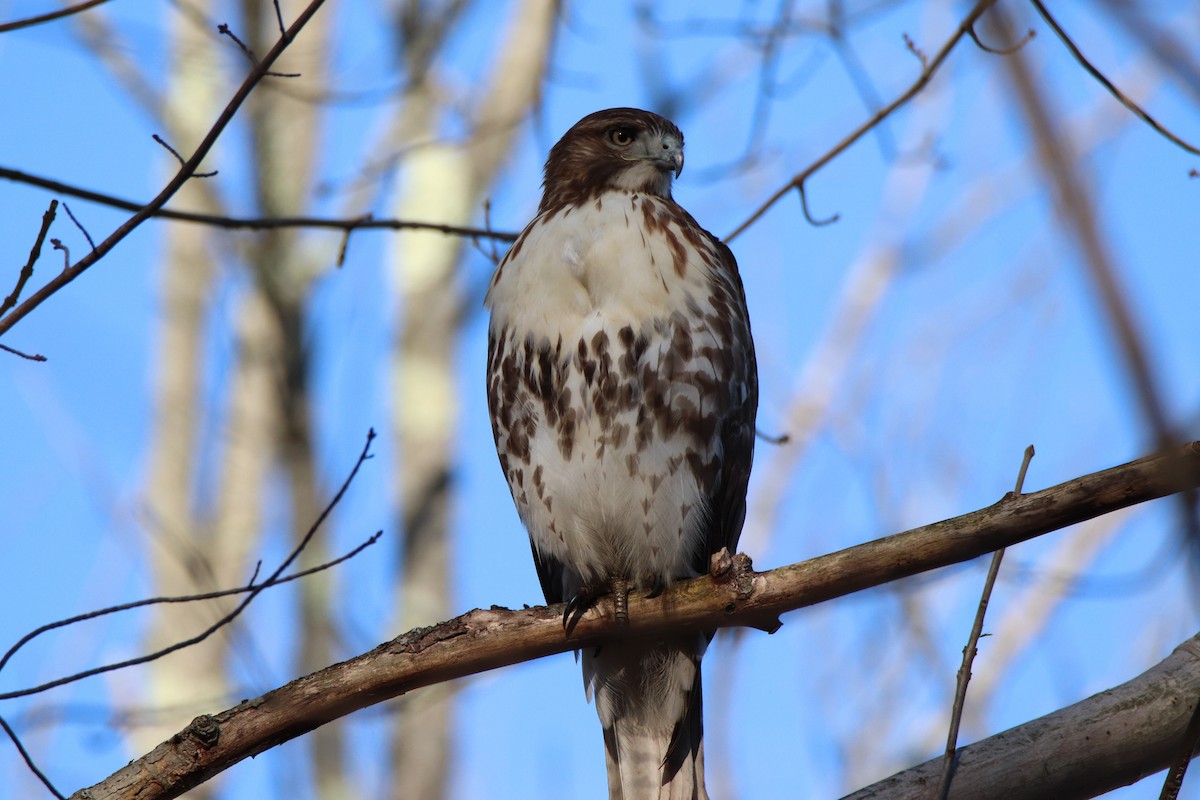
left=845, top=630, right=1200, bottom=799
left=70, top=442, right=1200, bottom=800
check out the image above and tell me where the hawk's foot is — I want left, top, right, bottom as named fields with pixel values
left=563, top=575, right=634, bottom=637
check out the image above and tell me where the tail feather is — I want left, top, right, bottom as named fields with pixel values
left=585, top=635, right=708, bottom=800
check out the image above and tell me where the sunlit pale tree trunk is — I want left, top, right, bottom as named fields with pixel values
left=386, top=2, right=558, bottom=797
left=236, top=0, right=341, bottom=795
left=136, top=9, right=230, bottom=793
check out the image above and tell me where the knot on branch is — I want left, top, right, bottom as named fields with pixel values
left=184, top=714, right=220, bottom=749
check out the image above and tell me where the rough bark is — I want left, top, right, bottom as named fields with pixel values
left=844, top=632, right=1200, bottom=799
left=69, top=442, right=1200, bottom=800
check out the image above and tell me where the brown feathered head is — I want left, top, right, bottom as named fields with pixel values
left=539, top=108, right=684, bottom=213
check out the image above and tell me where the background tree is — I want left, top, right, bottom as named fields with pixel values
left=0, top=1, right=1197, bottom=799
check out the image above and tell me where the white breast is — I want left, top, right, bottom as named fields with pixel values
left=486, top=192, right=727, bottom=591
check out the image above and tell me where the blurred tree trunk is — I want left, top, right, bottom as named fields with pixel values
left=238, top=0, right=340, bottom=795
left=136, top=8, right=230, bottom=793
left=386, top=2, right=558, bottom=797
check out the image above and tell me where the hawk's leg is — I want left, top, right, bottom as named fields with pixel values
left=563, top=575, right=634, bottom=637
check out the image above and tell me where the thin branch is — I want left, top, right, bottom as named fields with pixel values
left=0, top=428, right=376, bottom=702
left=0, top=167, right=519, bottom=241
left=0, top=0, right=111, bottom=34
left=50, top=239, right=69, bottom=271
left=1030, top=0, right=1200, bottom=157
left=0, top=342, right=46, bottom=361
left=0, top=0, right=329, bottom=338
left=216, top=22, right=258, bottom=64
left=937, top=444, right=1035, bottom=799
left=754, top=427, right=791, bottom=445
left=0, top=716, right=63, bottom=799
left=902, top=33, right=928, bottom=69
left=61, top=203, right=95, bottom=251
left=69, top=442, right=1200, bottom=800
left=967, top=21, right=1035, bottom=55
left=273, top=0, right=286, bottom=37
left=151, top=135, right=217, bottom=178
left=217, top=22, right=301, bottom=78
left=0, top=530, right=382, bottom=676
left=726, top=0, right=1000, bottom=240
left=1, top=200, right=57, bottom=318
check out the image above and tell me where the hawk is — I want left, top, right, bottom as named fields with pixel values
left=486, top=108, right=757, bottom=799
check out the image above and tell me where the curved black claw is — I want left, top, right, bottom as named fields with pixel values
left=563, top=584, right=603, bottom=638
left=562, top=575, right=635, bottom=637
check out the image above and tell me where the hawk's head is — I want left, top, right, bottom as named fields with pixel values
left=539, top=108, right=684, bottom=213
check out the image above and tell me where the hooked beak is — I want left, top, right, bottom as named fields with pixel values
left=637, top=132, right=683, bottom=179
left=657, top=135, right=684, bottom=178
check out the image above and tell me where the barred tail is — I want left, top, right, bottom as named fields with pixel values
left=584, top=634, right=708, bottom=800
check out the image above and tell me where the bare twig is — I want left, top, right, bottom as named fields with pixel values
left=0, top=716, right=63, bottom=799
left=799, top=181, right=838, bottom=226
left=152, top=135, right=217, bottom=178
left=217, top=22, right=258, bottom=63
left=0, top=0, right=329, bottom=338
left=967, top=21, right=1035, bottom=55
left=1, top=200, right=57, bottom=318
left=336, top=214, right=372, bottom=267
left=0, top=167, right=520, bottom=241
left=1159, top=691, right=1200, bottom=800
left=217, top=22, right=302, bottom=78
left=61, top=203, right=96, bottom=251
left=0, top=0, right=110, bottom=34
left=903, top=33, right=928, bottom=69
left=754, top=428, right=790, bottom=445
left=726, top=0, right=1000, bottom=240
left=273, top=0, right=286, bottom=36
left=0, top=531, right=382, bottom=676
left=1030, top=0, right=1200, bottom=156
left=936, top=445, right=1035, bottom=799
left=0, top=428, right=376, bottom=702
left=1014, top=444, right=1035, bottom=496
left=0, top=342, right=46, bottom=361
left=50, top=239, right=69, bottom=271
left=68, top=442, right=1200, bottom=800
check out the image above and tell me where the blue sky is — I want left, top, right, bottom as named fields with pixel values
left=2, top=1, right=1199, bottom=798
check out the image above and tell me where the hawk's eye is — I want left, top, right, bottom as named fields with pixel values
left=609, top=128, right=636, bottom=146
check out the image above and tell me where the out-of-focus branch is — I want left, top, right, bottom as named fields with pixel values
left=1, top=200, right=57, bottom=318
left=68, top=442, right=1200, bottom=800
left=726, top=0, right=999, bottom=240
left=0, top=429, right=377, bottom=703
left=995, top=8, right=1172, bottom=447
left=0, top=0, right=111, bottom=34
left=0, top=532, right=381, bottom=680
left=0, top=169, right=519, bottom=240
left=1030, top=0, right=1200, bottom=156
left=0, top=0, right=328, bottom=338
left=845, top=630, right=1200, bottom=800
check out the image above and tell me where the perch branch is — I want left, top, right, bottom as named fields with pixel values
left=71, top=442, right=1200, bottom=800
